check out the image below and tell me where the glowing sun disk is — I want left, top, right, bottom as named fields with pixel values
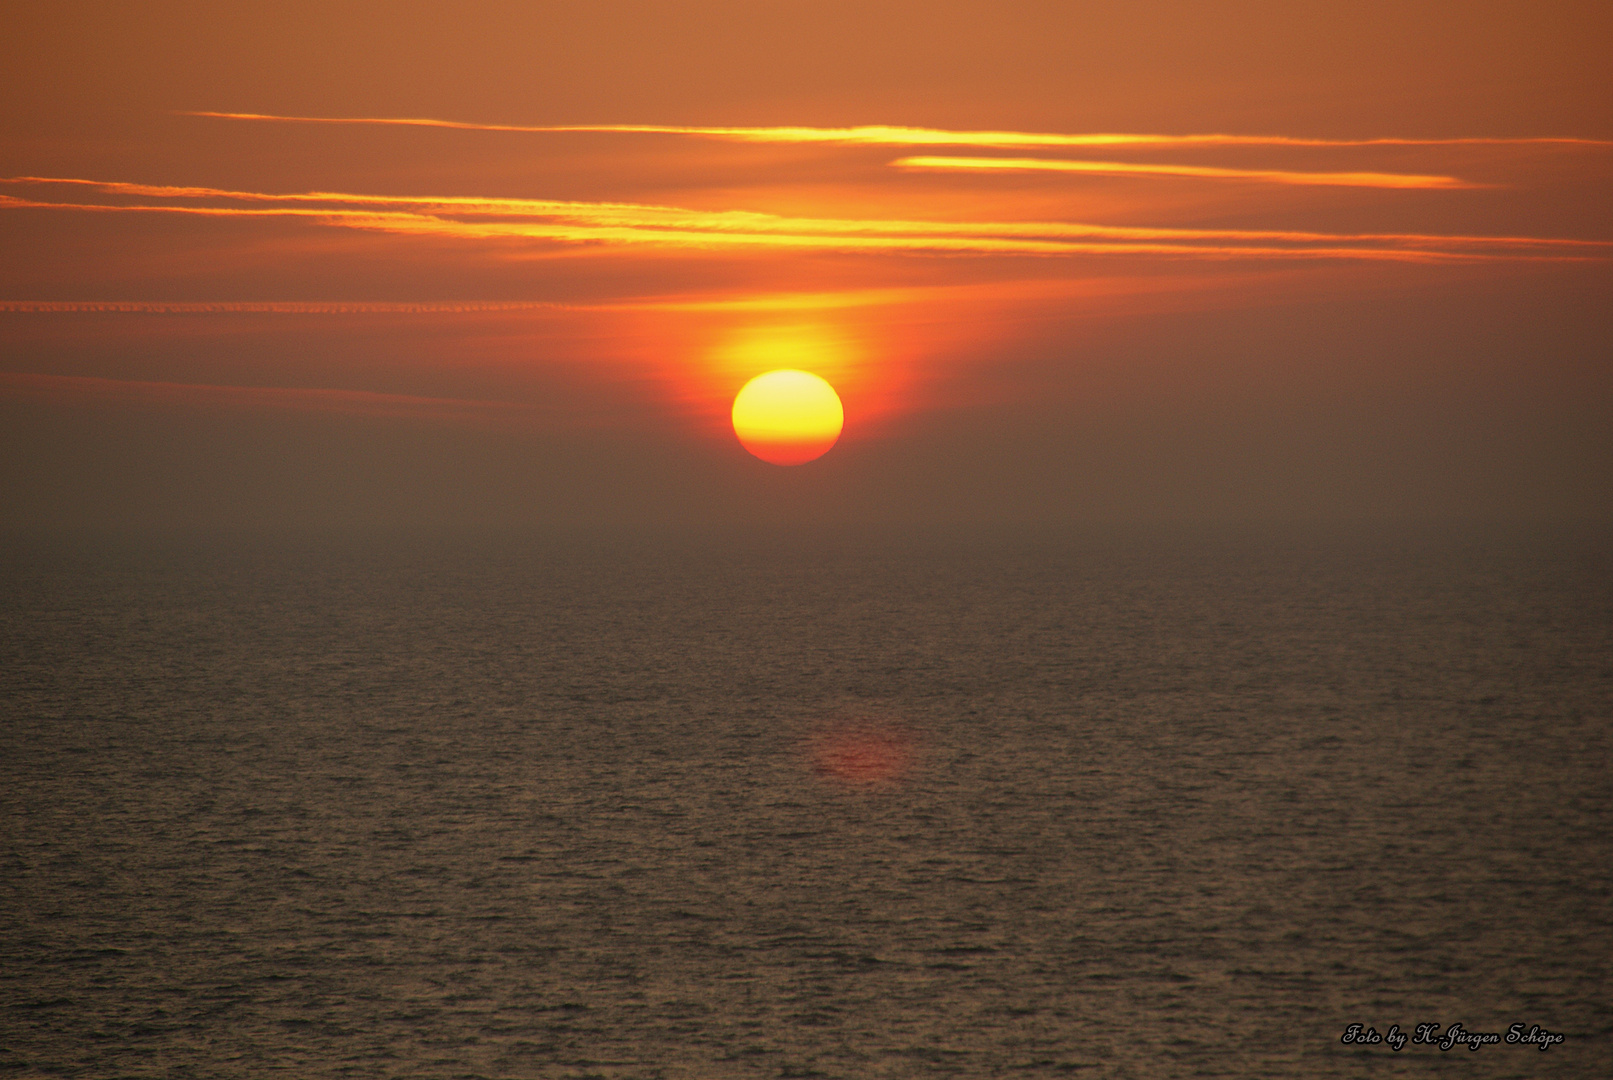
left=732, top=369, right=844, bottom=466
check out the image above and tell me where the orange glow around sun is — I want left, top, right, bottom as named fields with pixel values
left=731, top=369, right=844, bottom=465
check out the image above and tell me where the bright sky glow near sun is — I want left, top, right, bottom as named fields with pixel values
left=1, top=1, right=1609, bottom=531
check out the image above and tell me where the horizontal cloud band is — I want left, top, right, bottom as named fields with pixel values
left=0, top=371, right=536, bottom=423
left=183, top=112, right=1613, bottom=149
left=3, top=179, right=1600, bottom=264
left=892, top=156, right=1471, bottom=189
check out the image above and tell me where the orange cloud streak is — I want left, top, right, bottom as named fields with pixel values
left=7, top=178, right=1599, bottom=253
left=893, top=155, right=1472, bottom=189
left=182, top=113, right=1613, bottom=149
left=0, top=371, right=534, bottom=422
left=0, top=278, right=1249, bottom=318
left=0, top=300, right=593, bottom=315
left=5, top=179, right=1599, bottom=264
left=0, top=284, right=1185, bottom=316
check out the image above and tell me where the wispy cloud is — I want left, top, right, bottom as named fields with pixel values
left=0, top=371, right=535, bottom=422
left=0, top=279, right=1267, bottom=317
left=183, top=112, right=1613, bottom=149
left=5, top=178, right=1599, bottom=264
left=893, top=156, right=1472, bottom=189
left=0, top=300, right=593, bottom=314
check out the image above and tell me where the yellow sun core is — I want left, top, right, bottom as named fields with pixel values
left=731, top=369, right=844, bottom=466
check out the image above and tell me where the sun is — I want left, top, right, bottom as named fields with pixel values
left=731, top=369, right=844, bottom=466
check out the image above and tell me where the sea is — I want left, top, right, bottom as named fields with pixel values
left=2, top=527, right=1609, bottom=1078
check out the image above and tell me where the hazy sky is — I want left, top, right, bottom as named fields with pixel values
left=3, top=1, right=1609, bottom=532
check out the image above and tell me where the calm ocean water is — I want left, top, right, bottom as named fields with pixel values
left=2, top=529, right=1610, bottom=1078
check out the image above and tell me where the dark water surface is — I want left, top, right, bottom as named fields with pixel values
left=3, top=529, right=1610, bottom=1078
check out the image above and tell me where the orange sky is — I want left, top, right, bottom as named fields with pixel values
left=2, top=1, right=1610, bottom=531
